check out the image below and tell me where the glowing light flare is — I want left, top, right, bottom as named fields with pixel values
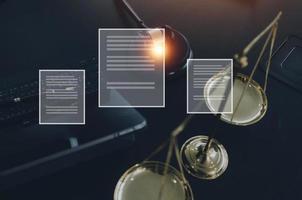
left=152, top=40, right=165, bottom=58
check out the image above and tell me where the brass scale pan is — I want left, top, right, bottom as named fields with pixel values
left=114, top=161, right=194, bottom=200
left=204, top=71, right=268, bottom=126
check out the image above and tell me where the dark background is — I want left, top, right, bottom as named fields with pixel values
left=1, top=0, right=302, bottom=199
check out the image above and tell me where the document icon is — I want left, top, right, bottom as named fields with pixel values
left=187, top=59, right=233, bottom=114
left=98, top=28, right=165, bottom=107
left=39, top=70, right=85, bottom=124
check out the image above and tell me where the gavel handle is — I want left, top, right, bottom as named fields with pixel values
left=120, top=0, right=148, bottom=28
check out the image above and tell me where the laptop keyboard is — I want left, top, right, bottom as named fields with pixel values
left=0, top=58, right=99, bottom=126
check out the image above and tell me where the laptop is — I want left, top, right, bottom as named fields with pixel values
left=0, top=0, right=146, bottom=189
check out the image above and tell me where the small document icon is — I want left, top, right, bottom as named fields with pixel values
left=187, top=59, right=233, bottom=114
left=39, top=70, right=85, bottom=125
left=98, top=28, right=165, bottom=107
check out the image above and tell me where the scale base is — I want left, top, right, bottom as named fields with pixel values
left=180, top=135, right=228, bottom=180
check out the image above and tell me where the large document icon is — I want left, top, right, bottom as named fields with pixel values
left=98, top=28, right=165, bottom=107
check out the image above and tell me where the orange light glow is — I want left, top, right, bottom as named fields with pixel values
left=152, top=41, right=165, bottom=57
